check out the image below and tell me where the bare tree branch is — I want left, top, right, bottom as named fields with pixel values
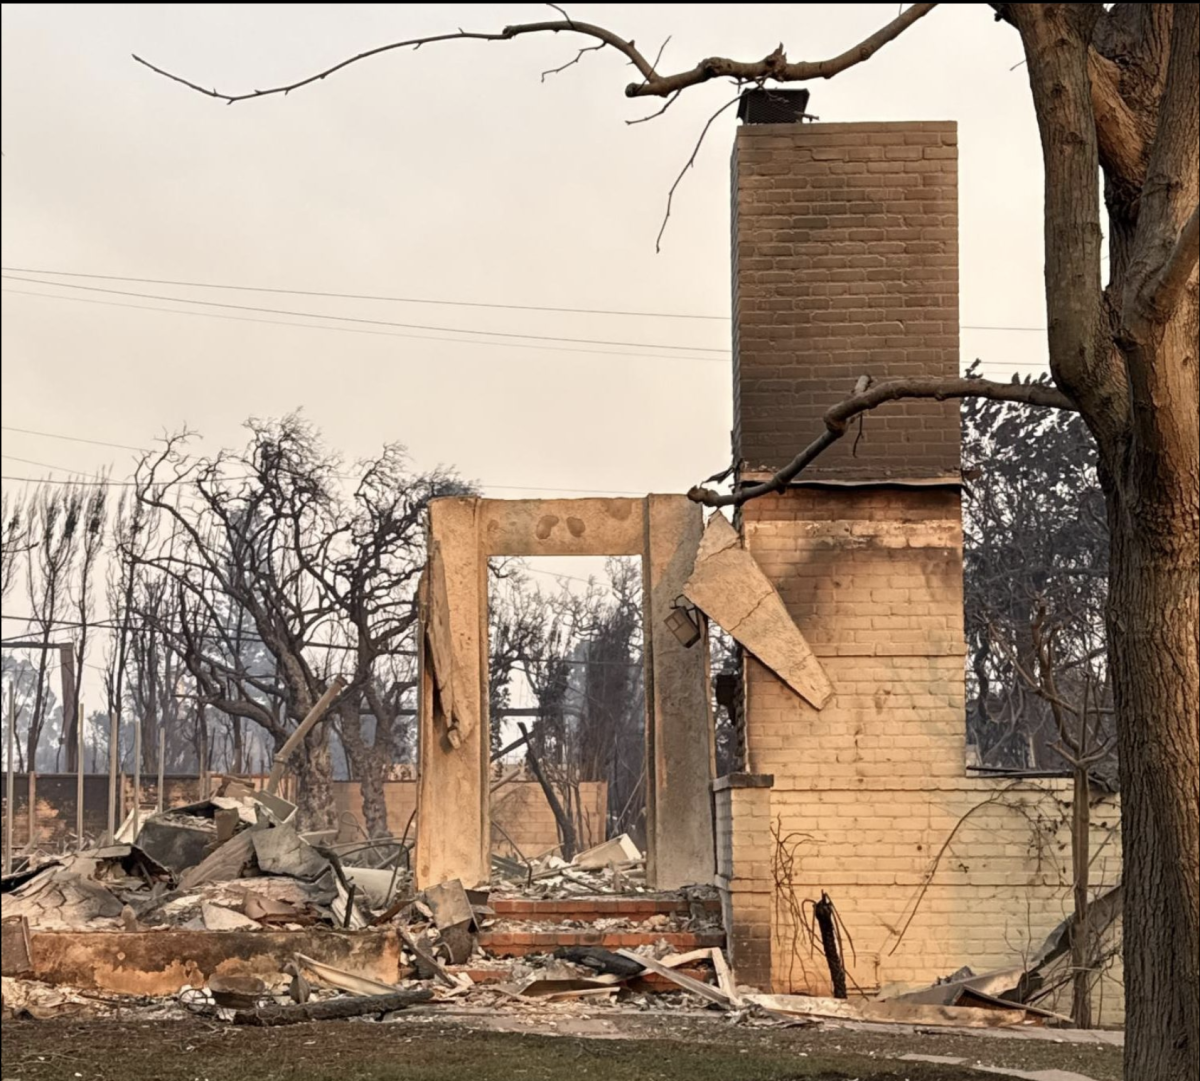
left=689, top=375, right=1077, bottom=508
left=541, top=41, right=605, bottom=83
left=656, top=93, right=742, bottom=253
left=1144, top=204, right=1200, bottom=319
left=134, top=5, right=937, bottom=104
left=626, top=89, right=681, bottom=126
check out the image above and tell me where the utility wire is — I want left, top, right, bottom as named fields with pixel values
left=1, top=275, right=728, bottom=354
left=0, top=472, right=644, bottom=496
left=0, top=265, right=727, bottom=322
left=0, top=425, right=144, bottom=452
left=1, top=265, right=1051, bottom=332
left=0, top=426, right=646, bottom=496
left=1, top=289, right=1051, bottom=370
left=2, top=288, right=727, bottom=366
left=2, top=475, right=136, bottom=487
left=0, top=615, right=640, bottom=665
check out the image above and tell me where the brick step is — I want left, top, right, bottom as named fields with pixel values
left=491, top=897, right=722, bottom=921
left=478, top=930, right=725, bottom=957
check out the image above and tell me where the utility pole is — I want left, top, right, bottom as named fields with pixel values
left=76, top=700, right=85, bottom=852
left=106, top=712, right=118, bottom=842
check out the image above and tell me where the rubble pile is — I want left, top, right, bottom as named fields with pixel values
left=1, top=782, right=1060, bottom=1032
left=1, top=780, right=740, bottom=1024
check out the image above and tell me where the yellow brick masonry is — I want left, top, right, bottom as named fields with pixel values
left=717, top=488, right=1123, bottom=1025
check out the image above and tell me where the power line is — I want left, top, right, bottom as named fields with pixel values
left=2, top=288, right=727, bottom=367
left=2, top=474, right=135, bottom=487
left=1, top=289, right=1051, bottom=373
left=1, top=615, right=640, bottom=666
left=2, top=453, right=114, bottom=478
left=0, top=265, right=1052, bottom=332
left=1, top=275, right=728, bottom=354
left=1, top=425, right=647, bottom=496
left=0, top=265, right=727, bottom=323
left=1, top=426, right=144, bottom=452
left=0, top=471, right=646, bottom=496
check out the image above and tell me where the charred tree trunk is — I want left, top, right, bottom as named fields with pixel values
left=293, top=723, right=337, bottom=832
left=1108, top=491, right=1199, bottom=1078
left=357, top=754, right=390, bottom=838
left=339, top=699, right=392, bottom=838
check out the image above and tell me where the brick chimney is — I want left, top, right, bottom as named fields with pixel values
left=715, top=118, right=968, bottom=993
left=731, top=119, right=960, bottom=480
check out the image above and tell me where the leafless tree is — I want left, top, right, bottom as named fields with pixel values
left=1, top=489, right=32, bottom=602
left=144, top=8, right=1199, bottom=1071
left=125, top=414, right=466, bottom=831
left=963, top=377, right=1110, bottom=772
left=491, top=560, right=645, bottom=849
left=1013, top=605, right=1115, bottom=1030
left=58, top=483, right=107, bottom=772
left=23, top=484, right=83, bottom=771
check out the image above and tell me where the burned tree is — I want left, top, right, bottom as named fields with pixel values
left=23, top=483, right=84, bottom=771
left=0, top=489, right=32, bottom=603
left=962, top=377, right=1110, bottom=771
left=127, top=415, right=466, bottom=830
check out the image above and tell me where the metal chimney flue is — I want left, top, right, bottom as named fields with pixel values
left=737, top=88, right=813, bottom=125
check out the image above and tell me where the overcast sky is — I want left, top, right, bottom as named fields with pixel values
left=2, top=2, right=1051, bottom=503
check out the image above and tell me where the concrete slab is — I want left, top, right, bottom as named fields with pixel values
left=28, top=928, right=402, bottom=995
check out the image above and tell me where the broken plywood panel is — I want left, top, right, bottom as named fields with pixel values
left=683, top=514, right=832, bottom=709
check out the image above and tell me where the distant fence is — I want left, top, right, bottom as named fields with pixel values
left=1, top=772, right=607, bottom=861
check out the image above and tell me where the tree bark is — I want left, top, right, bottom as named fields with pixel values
left=339, top=698, right=392, bottom=838
left=232, top=988, right=432, bottom=1026
left=293, top=725, right=337, bottom=832
left=1108, top=490, right=1199, bottom=1079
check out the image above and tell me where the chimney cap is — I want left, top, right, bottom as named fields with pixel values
left=737, top=88, right=812, bottom=125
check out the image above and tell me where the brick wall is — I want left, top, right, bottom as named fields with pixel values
left=722, top=486, right=1124, bottom=1024
left=732, top=121, right=959, bottom=479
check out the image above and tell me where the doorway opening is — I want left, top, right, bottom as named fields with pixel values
left=487, top=555, right=645, bottom=864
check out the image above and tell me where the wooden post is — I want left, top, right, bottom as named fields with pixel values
left=59, top=645, right=76, bottom=771
left=266, top=677, right=346, bottom=796
left=4, top=686, right=14, bottom=874
left=76, top=701, right=85, bottom=852
left=157, top=726, right=166, bottom=813
left=27, top=771, right=36, bottom=850
left=132, top=717, right=142, bottom=839
left=107, top=712, right=118, bottom=843
left=199, top=703, right=208, bottom=801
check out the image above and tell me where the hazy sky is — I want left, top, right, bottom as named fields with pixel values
left=2, top=3, right=1051, bottom=503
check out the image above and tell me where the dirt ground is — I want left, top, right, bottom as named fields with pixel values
left=0, top=1012, right=1123, bottom=1081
